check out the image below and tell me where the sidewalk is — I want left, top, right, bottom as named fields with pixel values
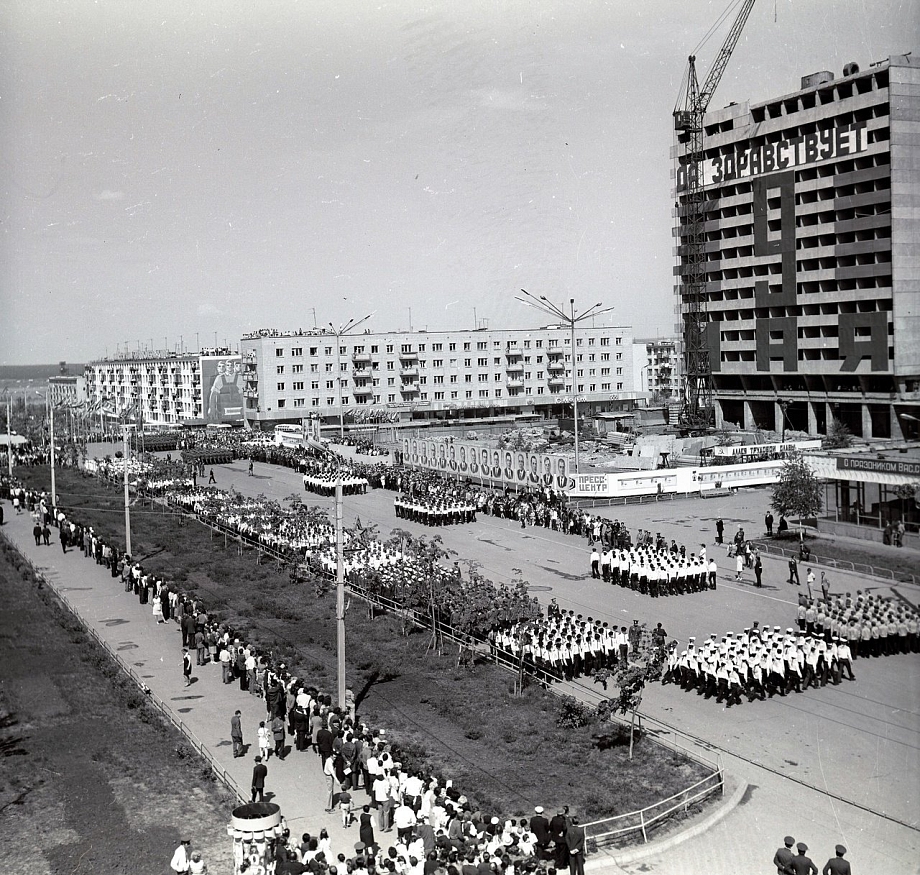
left=0, top=506, right=393, bottom=861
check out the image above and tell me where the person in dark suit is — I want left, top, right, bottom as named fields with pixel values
left=529, top=806, right=551, bottom=857
left=251, top=756, right=268, bottom=802
left=231, top=710, right=244, bottom=758
left=565, top=816, right=586, bottom=875
left=549, top=808, right=569, bottom=869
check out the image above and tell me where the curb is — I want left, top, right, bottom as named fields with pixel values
left=584, top=778, right=749, bottom=870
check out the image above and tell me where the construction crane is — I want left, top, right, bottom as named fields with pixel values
left=674, top=0, right=757, bottom=432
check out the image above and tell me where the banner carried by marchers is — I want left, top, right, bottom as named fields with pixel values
left=402, top=437, right=574, bottom=490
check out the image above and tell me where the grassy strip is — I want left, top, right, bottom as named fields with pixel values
left=14, top=466, right=712, bottom=825
left=0, top=533, right=235, bottom=872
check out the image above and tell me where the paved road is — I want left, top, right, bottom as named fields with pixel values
left=10, top=449, right=920, bottom=873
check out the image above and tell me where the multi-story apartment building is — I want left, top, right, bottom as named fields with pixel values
left=241, top=325, right=636, bottom=428
left=633, top=337, right=683, bottom=401
left=672, top=53, right=919, bottom=439
left=47, top=375, right=87, bottom=408
left=84, top=349, right=243, bottom=428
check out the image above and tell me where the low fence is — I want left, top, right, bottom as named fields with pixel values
left=752, top=538, right=917, bottom=586
left=583, top=760, right=724, bottom=847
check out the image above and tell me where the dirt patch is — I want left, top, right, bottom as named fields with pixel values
left=0, top=536, right=235, bottom=875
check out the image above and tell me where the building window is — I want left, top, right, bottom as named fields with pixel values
left=325, top=347, right=332, bottom=356
left=495, top=389, right=502, bottom=397
left=617, top=382, right=623, bottom=390
left=326, top=380, right=334, bottom=389
left=276, top=366, right=285, bottom=374
left=479, top=390, right=488, bottom=397
left=433, top=343, right=442, bottom=351
left=311, top=398, right=319, bottom=406
left=277, top=399, right=286, bottom=408
left=615, top=337, right=621, bottom=345
left=291, top=347, right=302, bottom=356
left=449, top=343, right=456, bottom=351
left=293, top=381, right=304, bottom=390
left=463, top=342, right=471, bottom=351
left=478, top=358, right=487, bottom=366
left=276, top=348, right=284, bottom=357
left=312, top=381, right=319, bottom=389
left=434, top=391, right=444, bottom=400
left=292, top=364, right=304, bottom=374
left=293, top=398, right=304, bottom=407
left=371, top=345, right=378, bottom=353
left=277, top=382, right=285, bottom=391
left=433, top=359, right=443, bottom=367
left=386, top=345, right=394, bottom=353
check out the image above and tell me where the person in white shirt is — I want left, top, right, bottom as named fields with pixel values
left=170, top=839, right=191, bottom=875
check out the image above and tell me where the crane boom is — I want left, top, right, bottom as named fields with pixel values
left=674, top=0, right=757, bottom=432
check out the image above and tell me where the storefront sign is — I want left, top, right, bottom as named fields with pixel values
left=836, top=457, right=920, bottom=477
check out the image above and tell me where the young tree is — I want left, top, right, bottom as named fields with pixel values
left=771, top=453, right=824, bottom=538
left=823, top=418, right=854, bottom=449
left=592, top=624, right=666, bottom=760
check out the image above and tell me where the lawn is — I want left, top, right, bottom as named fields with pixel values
left=14, top=466, right=713, bottom=825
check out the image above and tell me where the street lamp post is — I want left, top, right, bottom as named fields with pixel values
left=122, top=424, right=135, bottom=558
left=516, top=290, right=614, bottom=474
left=329, top=314, right=375, bottom=443
left=327, top=312, right=373, bottom=710
left=779, top=399, right=790, bottom=443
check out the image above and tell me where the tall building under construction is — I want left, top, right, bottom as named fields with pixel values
left=673, top=53, right=919, bottom=440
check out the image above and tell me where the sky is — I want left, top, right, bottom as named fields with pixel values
left=0, top=0, right=914, bottom=365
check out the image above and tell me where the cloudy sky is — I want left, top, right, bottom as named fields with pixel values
left=1, top=0, right=912, bottom=364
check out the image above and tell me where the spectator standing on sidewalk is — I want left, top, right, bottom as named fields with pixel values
left=251, top=756, right=268, bottom=802
left=231, top=710, right=244, bottom=758
left=182, top=649, right=193, bottom=687
left=170, top=838, right=192, bottom=875
left=189, top=851, right=208, bottom=875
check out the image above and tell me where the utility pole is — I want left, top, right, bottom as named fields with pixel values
left=335, top=476, right=345, bottom=709
left=49, top=401, right=57, bottom=507
left=515, top=290, right=614, bottom=474
left=6, top=396, right=13, bottom=481
left=328, top=310, right=374, bottom=711
left=123, top=424, right=133, bottom=557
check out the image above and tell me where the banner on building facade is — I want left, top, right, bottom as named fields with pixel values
left=676, top=121, right=868, bottom=191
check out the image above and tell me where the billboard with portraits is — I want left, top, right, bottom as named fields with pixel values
left=401, top=438, right=573, bottom=490
left=201, top=355, right=243, bottom=424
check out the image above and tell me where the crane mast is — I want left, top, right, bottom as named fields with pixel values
left=675, top=0, right=757, bottom=432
